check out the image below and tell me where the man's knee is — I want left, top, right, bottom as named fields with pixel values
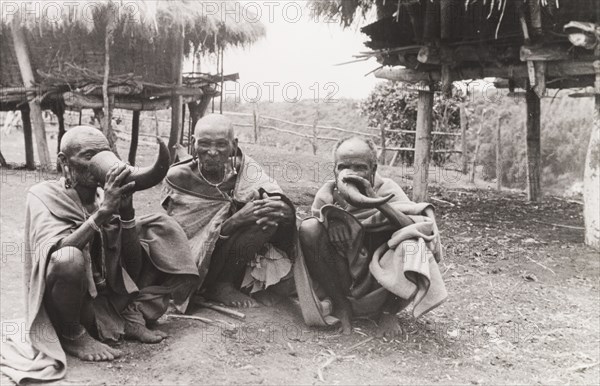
left=299, top=218, right=324, bottom=246
left=46, top=246, right=86, bottom=282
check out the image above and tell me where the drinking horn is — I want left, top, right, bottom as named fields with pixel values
left=336, top=170, right=394, bottom=209
left=89, top=139, right=170, bottom=191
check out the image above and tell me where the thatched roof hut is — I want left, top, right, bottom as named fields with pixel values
left=0, top=0, right=265, bottom=165
left=311, top=0, right=600, bottom=248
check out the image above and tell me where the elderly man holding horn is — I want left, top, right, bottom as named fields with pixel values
left=2, top=126, right=199, bottom=383
left=295, top=136, right=447, bottom=338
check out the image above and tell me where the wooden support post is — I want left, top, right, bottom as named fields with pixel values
left=169, top=24, right=184, bottom=163
left=379, top=124, right=387, bottom=164
left=180, top=103, right=186, bottom=145
left=20, top=108, right=35, bottom=170
left=56, top=110, right=65, bottom=155
left=496, top=117, right=502, bottom=191
left=470, top=111, right=484, bottom=183
left=11, top=22, right=52, bottom=169
left=311, top=110, right=319, bottom=155
left=583, top=59, right=600, bottom=248
left=128, top=110, right=140, bottom=166
left=413, top=89, right=433, bottom=202
left=389, top=151, right=400, bottom=167
left=526, top=88, right=542, bottom=202
left=460, top=104, right=468, bottom=174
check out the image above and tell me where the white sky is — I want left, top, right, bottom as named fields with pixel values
left=186, top=1, right=381, bottom=102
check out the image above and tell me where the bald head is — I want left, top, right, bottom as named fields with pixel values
left=194, top=114, right=234, bottom=141
left=59, top=125, right=110, bottom=157
left=333, top=136, right=377, bottom=166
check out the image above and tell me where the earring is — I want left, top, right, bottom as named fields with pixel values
left=63, top=165, right=72, bottom=188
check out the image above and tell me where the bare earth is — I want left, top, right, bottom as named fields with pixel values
left=1, top=134, right=599, bottom=385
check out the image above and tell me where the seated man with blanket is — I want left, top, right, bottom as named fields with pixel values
left=162, top=114, right=295, bottom=308
left=2, top=126, right=199, bottom=383
left=296, top=137, right=447, bottom=337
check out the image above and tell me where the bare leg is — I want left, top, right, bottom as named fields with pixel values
left=45, top=247, right=122, bottom=361
left=376, top=294, right=410, bottom=339
left=299, top=218, right=353, bottom=335
left=123, top=258, right=169, bottom=343
left=204, top=224, right=277, bottom=308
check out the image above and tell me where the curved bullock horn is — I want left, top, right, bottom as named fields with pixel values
left=336, top=172, right=394, bottom=209
left=89, top=139, right=171, bottom=191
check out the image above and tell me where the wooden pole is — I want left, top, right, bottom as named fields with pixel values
left=312, top=109, right=319, bottom=155
left=379, top=124, right=387, bottom=164
left=470, top=111, right=484, bottom=183
left=100, top=14, right=119, bottom=156
left=253, top=105, right=259, bottom=143
left=10, top=22, right=51, bottom=169
left=413, top=89, right=433, bottom=202
left=128, top=110, right=140, bottom=166
left=20, top=108, right=35, bottom=169
left=526, top=88, right=541, bottom=202
left=219, top=47, right=224, bottom=114
left=496, top=117, right=502, bottom=191
left=169, top=24, right=184, bottom=163
left=460, top=104, right=468, bottom=174
left=583, top=59, right=600, bottom=248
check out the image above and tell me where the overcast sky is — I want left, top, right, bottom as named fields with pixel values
left=187, top=1, right=381, bottom=103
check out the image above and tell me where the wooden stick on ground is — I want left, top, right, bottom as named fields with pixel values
left=531, top=219, right=585, bottom=230
left=193, top=299, right=247, bottom=320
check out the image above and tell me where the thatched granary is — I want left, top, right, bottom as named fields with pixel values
left=0, top=0, right=265, bottom=166
left=312, top=0, right=599, bottom=247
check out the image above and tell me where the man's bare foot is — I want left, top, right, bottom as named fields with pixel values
left=333, top=304, right=352, bottom=335
left=376, top=313, right=402, bottom=339
left=205, top=282, right=258, bottom=308
left=124, top=321, right=165, bottom=344
left=61, top=330, right=122, bottom=362
left=252, top=288, right=283, bottom=307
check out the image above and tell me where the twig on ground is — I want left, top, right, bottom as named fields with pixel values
left=568, top=362, right=599, bottom=373
left=531, top=220, right=584, bottom=230
left=430, top=197, right=455, bottom=207
left=525, top=255, right=556, bottom=275
left=317, top=337, right=374, bottom=382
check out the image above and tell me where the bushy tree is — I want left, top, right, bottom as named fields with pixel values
left=360, top=81, right=465, bottom=165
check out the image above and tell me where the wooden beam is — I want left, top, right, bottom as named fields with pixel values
left=20, top=108, right=35, bottom=170
left=374, top=61, right=596, bottom=83
left=62, top=92, right=197, bottom=111
left=526, top=88, right=542, bottom=202
left=169, top=24, right=185, bottom=163
left=520, top=45, right=572, bottom=61
left=10, top=22, right=52, bottom=169
left=413, top=88, right=433, bottom=202
left=128, top=110, right=140, bottom=166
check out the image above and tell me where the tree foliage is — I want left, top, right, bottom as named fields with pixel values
left=360, top=81, right=465, bottom=165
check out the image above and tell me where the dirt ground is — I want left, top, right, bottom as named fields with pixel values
left=1, top=132, right=599, bottom=385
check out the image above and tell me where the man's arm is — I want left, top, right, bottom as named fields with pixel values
left=119, top=196, right=143, bottom=280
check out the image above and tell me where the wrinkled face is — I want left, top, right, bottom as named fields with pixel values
left=60, top=131, right=111, bottom=188
left=194, top=128, right=235, bottom=174
left=333, top=139, right=376, bottom=184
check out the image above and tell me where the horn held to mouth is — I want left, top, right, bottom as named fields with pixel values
left=336, top=174, right=394, bottom=209
left=89, top=139, right=171, bottom=191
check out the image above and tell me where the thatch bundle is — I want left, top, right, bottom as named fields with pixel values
left=0, top=1, right=265, bottom=87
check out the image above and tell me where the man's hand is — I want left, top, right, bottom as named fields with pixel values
left=99, top=164, right=136, bottom=222
left=327, top=219, right=353, bottom=256
left=253, top=195, right=294, bottom=229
